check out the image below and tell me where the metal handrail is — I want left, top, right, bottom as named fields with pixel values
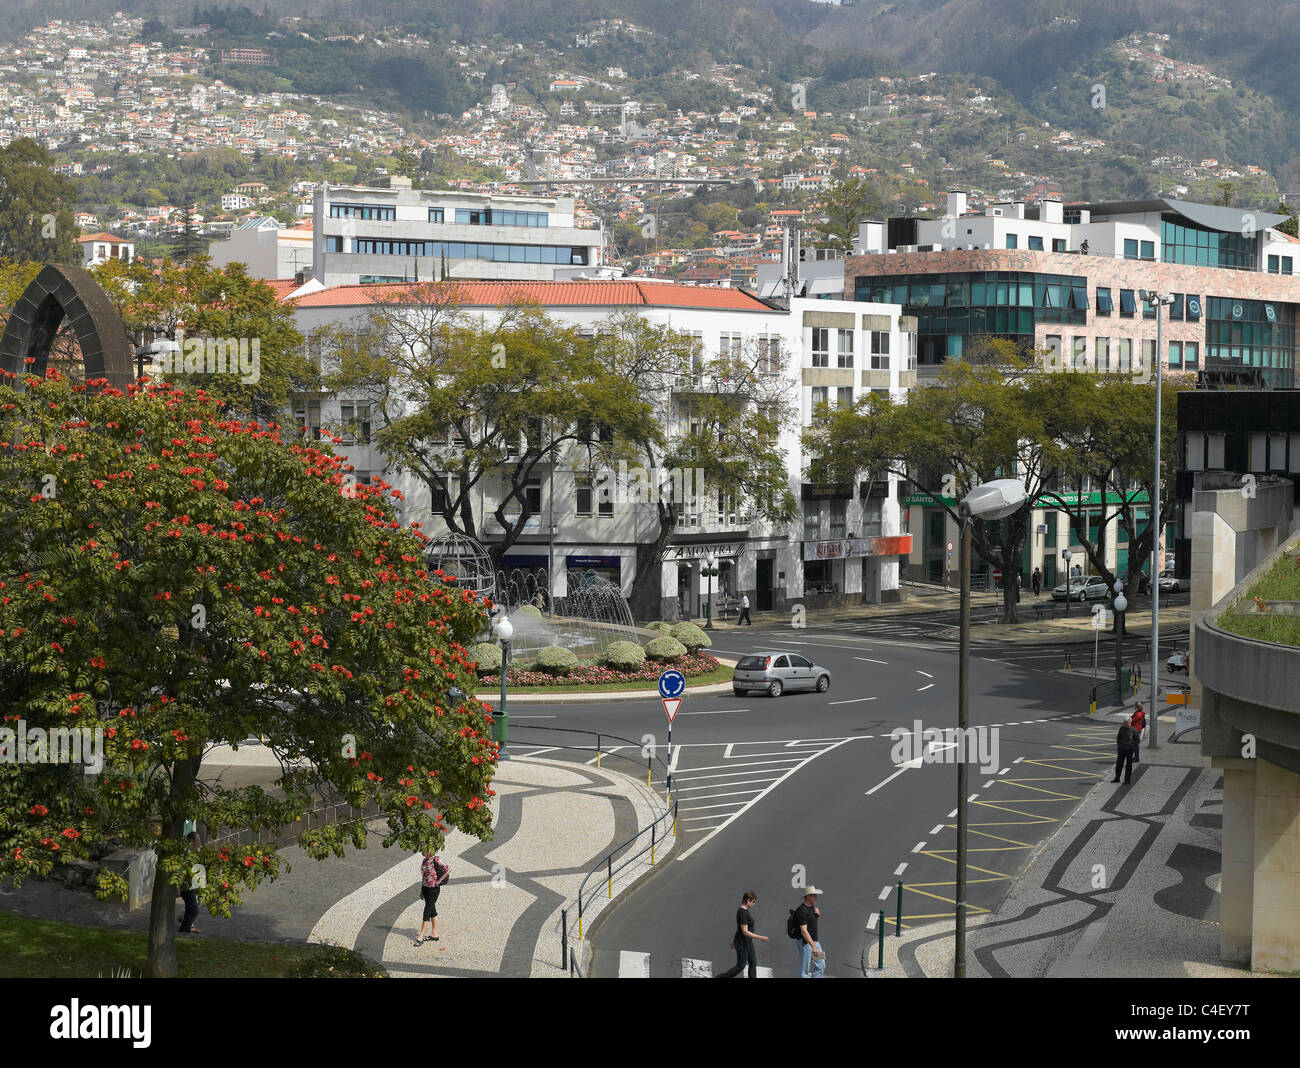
left=507, top=724, right=678, bottom=964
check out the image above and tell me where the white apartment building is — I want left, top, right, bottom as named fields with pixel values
left=283, top=279, right=914, bottom=620
left=311, top=176, right=604, bottom=287
left=210, top=216, right=313, bottom=280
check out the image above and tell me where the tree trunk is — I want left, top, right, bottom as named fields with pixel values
left=145, top=753, right=200, bottom=978
left=628, top=502, right=676, bottom=623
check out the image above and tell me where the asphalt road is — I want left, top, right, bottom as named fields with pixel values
left=508, top=616, right=1110, bottom=978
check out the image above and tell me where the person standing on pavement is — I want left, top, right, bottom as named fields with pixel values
left=1032, top=567, right=1042, bottom=597
left=415, top=850, right=450, bottom=945
left=178, top=831, right=202, bottom=934
left=1113, top=720, right=1140, bottom=784
left=738, top=593, right=752, bottom=626
left=793, top=888, right=825, bottom=978
left=717, top=891, right=767, bottom=978
left=1130, top=703, right=1146, bottom=763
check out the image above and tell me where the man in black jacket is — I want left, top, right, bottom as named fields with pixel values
left=1113, top=720, right=1139, bottom=784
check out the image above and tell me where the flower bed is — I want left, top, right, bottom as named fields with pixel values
left=480, top=653, right=720, bottom=689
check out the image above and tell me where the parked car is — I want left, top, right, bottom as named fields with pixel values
left=1167, top=649, right=1189, bottom=673
left=1051, top=575, right=1110, bottom=602
left=1158, top=570, right=1188, bottom=594
left=733, top=652, right=832, bottom=697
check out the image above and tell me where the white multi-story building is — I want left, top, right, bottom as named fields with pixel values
left=311, top=176, right=605, bottom=287
left=282, top=279, right=913, bottom=619
left=210, top=216, right=313, bottom=280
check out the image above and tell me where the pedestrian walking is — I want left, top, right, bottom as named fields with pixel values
left=788, top=887, right=825, bottom=978
left=1113, top=720, right=1139, bottom=784
left=716, top=891, right=768, bottom=978
left=178, top=830, right=202, bottom=934
left=415, top=850, right=450, bottom=945
left=1080, top=239, right=1090, bottom=255
left=1130, top=703, right=1146, bottom=762
left=1032, top=567, right=1041, bottom=597
left=738, top=593, right=752, bottom=626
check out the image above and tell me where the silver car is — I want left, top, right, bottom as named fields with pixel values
left=733, top=652, right=832, bottom=697
left=1052, top=575, right=1109, bottom=602
left=1158, top=571, right=1188, bottom=593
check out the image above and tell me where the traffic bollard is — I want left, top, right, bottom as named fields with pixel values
left=561, top=908, right=568, bottom=970
left=896, top=880, right=903, bottom=935
left=877, top=909, right=885, bottom=970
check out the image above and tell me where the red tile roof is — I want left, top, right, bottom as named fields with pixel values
left=78, top=232, right=132, bottom=243
left=286, top=280, right=772, bottom=311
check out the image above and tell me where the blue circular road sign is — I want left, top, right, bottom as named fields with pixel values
left=658, top=669, right=686, bottom=699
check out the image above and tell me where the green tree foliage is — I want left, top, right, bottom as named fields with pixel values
left=814, top=178, right=881, bottom=252
left=0, top=372, right=498, bottom=977
left=0, top=140, right=80, bottom=266
left=1275, top=200, right=1299, bottom=238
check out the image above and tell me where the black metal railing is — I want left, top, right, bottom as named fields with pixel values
left=506, top=724, right=678, bottom=975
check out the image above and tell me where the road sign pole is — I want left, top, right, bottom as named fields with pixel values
left=667, top=721, right=673, bottom=793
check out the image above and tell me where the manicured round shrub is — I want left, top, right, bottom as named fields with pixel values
left=602, top=640, right=647, bottom=669
left=514, top=604, right=542, bottom=620
left=535, top=644, right=579, bottom=675
left=644, top=636, right=688, bottom=663
left=670, top=621, right=711, bottom=653
left=469, top=642, right=502, bottom=673
left=645, top=620, right=673, bottom=633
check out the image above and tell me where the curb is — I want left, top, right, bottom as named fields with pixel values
left=504, top=658, right=738, bottom=704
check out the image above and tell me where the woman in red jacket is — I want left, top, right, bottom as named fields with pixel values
left=1130, top=704, right=1146, bottom=762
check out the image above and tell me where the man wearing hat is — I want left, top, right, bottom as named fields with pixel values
left=794, top=887, right=825, bottom=978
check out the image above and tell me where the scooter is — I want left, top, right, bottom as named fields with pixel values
left=1166, top=649, right=1189, bottom=673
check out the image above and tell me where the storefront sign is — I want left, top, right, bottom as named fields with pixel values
left=566, top=555, right=621, bottom=569
left=663, top=542, right=747, bottom=561
left=802, top=535, right=912, bottom=561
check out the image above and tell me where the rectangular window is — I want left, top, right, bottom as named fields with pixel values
left=293, top=401, right=321, bottom=441
left=1168, top=341, right=1182, bottom=367
left=1124, top=238, right=1139, bottom=259
left=1140, top=240, right=1154, bottom=260
left=908, top=331, right=917, bottom=371
left=1096, top=287, right=1112, bottom=315
left=1072, top=336, right=1088, bottom=370
left=837, top=329, right=854, bottom=368
left=330, top=203, right=395, bottom=220
left=428, top=208, right=445, bottom=223
left=432, top=475, right=450, bottom=513
left=1119, top=289, right=1136, bottom=318
left=811, top=385, right=829, bottom=409
left=757, top=337, right=781, bottom=374
left=829, top=500, right=847, bottom=538
left=1116, top=338, right=1132, bottom=371
left=1070, top=286, right=1088, bottom=310
left=575, top=473, right=592, bottom=517
left=1028, top=235, right=1044, bottom=251
left=1170, top=293, right=1184, bottom=320
left=1268, top=254, right=1280, bottom=274
left=325, top=235, right=343, bottom=253
left=803, top=505, right=821, bottom=541
left=524, top=479, right=542, bottom=514
left=836, top=386, right=854, bottom=409
left=1284, top=257, right=1294, bottom=275
left=870, top=330, right=890, bottom=370
left=338, top=402, right=371, bottom=445
left=1052, top=238, right=1066, bottom=252
left=1184, top=341, right=1199, bottom=368
left=811, top=327, right=830, bottom=368
left=1142, top=338, right=1156, bottom=370
left=1005, top=234, right=1018, bottom=249
left=1096, top=336, right=1110, bottom=370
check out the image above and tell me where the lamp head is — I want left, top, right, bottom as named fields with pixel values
left=1114, top=594, right=1127, bottom=613
left=495, top=616, right=514, bottom=642
left=959, top=478, right=1026, bottom=521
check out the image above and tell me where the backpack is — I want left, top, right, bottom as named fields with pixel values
left=787, top=908, right=802, bottom=940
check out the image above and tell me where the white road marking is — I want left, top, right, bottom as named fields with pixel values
left=1013, top=756, right=1025, bottom=764
left=948, top=809, right=958, bottom=818
left=912, top=841, right=927, bottom=853
left=855, top=657, right=888, bottom=665
left=968, top=794, right=980, bottom=801
left=983, top=780, right=995, bottom=788
left=930, top=824, right=943, bottom=835
left=916, top=670, right=933, bottom=678
left=829, top=697, right=877, bottom=705
left=677, top=709, right=741, bottom=716
left=878, top=886, right=893, bottom=900
left=669, top=747, right=681, bottom=774
left=867, top=912, right=879, bottom=930
left=864, top=754, right=924, bottom=796
left=917, top=683, right=934, bottom=692
left=672, top=787, right=766, bottom=801
left=678, top=739, right=856, bottom=859
left=672, top=758, right=803, bottom=775
left=723, top=742, right=734, bottom=759
left=894, top=862, right=908, bottom=876
left=1000, top=767, right=1010, bottom=774
left=509, top=715, right=558, bottom=719
left=677, top=801, right=755, bottom=813
left=619, top=951, right=651, bottom=978
left=672, top=779, right=771, bottom=794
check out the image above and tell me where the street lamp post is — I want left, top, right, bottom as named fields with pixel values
left=955, top=478, right=1026, bottom=979
left=702, top=552, right=719, bottom=630
left=1114, top=582, right=1127, bottom=699
left=1139, top=289, right=1174, bottom=750
left=494, top=615, right=513, bottom=760
left=1062, top=548, right=1072, bottom=618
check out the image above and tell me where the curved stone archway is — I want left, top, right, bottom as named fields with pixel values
left=0, top=264, right=134, bottom=390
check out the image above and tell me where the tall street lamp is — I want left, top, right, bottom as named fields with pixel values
left=1113, top=581, right=1127, bottom=698
left=702, top=552, right=719, bottom=630
left=956, top=477, right=1026, bottom=978
left=493, top=615, right=513, bottom=760
left=1139, top=288, right=1174, bottom=750
left=1061, top=547, right=1072, bottom=618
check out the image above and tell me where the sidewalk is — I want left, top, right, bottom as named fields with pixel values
left=0, top=752, right=672, bottom=978
left=868, top=708, right=1264, bottom=979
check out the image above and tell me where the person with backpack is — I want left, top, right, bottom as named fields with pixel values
left=788, top=887, right=825, bottom=978
left=715, top=890, right=767, bottom=978
left=1130, top=703, right=1146, bottom=763
left=415, top=850, right=450, bottom=945
left=1113, top=720, right=1140, bottom=785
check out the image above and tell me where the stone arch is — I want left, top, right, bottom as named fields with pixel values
left=0, top=264, right=134, bottom=390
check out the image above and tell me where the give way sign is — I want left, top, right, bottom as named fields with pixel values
left=662, top=697, right=682, bottom=722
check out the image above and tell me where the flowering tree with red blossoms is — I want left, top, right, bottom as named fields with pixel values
left=0, top=369, right=498, bottom=977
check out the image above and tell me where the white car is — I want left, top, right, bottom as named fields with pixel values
left=1166, top=650, right=1189, bottom=673
left=1157, top=570, right=1188, bottom=594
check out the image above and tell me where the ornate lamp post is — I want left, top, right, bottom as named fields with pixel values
left=702, top=552, right=719, bottom=630
left=1061, top=548, right=1072, bottom=618
left=1114, top=581, right=1128, bottom=698
left=493, top=615, right=513, bottom=760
